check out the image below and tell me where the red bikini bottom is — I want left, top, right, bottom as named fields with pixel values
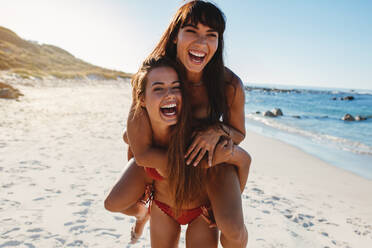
left=153, top=199, right=209, bottom=225
left=141, top=184, right=216, bottom=227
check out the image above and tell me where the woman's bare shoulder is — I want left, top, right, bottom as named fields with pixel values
left=224, top=67, right=245, bottom=98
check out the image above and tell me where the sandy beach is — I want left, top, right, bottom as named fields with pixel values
left=1, top=78, right=371, bottom=248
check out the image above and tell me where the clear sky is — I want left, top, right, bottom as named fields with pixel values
left=1, top=0, right=371, bottom=90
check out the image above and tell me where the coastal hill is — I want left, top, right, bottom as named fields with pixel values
left=0, top=26, right=130, bottom=80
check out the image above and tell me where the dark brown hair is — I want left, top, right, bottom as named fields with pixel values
left=135, top=0, right=231, bottom=213
left=131, top=56, right=203, bottom=214
left=148, top=0, right=229, bottom=124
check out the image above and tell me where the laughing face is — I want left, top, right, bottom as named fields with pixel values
left=141, top=66, right=182, bottom=126
left=174, top=22, right=218, bottom=81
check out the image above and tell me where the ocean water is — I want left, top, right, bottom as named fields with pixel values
left=243, top=84, right=372, bottom=180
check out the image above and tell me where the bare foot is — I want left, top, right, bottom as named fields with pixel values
left=130, top=202, right=150, bottom=244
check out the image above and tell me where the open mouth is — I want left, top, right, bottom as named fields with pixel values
left=160, top=103, right=177, bottom=117
left=188, top=50, right=206, bottom=64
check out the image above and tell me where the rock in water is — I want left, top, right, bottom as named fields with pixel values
left=342, top=114, right=355, bottom=121
left=263, top=111, right=275, bottom=117
left=272, top=108, right=283, bottom=116
left=341, top=96, right=354, bottom=101
left=355, top=115, right=366, bottom=121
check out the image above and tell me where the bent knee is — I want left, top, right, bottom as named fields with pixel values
left=104, top=192, right=131, bottom=213
left=104, top=197, right=116, bottom=212
left=246, top=152, right=252, bottom=166
left=218, top=215, right=246, bottom=240
left=104, top=196, right=121, bottom=212
left=123, top=129, right=129, bottom=144
left=220, top=220, right=247, bottom=242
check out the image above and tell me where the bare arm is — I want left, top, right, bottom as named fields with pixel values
left=223, top=68, right=246, bottom=144
left=186, top=68, right=246, bottom=166
left=200, top=138, right=251, bottom=192
left=126, top=103, right=168, bottom=172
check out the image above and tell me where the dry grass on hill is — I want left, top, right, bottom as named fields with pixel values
left=0, top=26, right=131, bottom=80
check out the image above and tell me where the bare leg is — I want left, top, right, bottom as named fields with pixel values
left=150, top=202, right=181, bottom=248
left=186, top=216, right=218, bottom=248
left=104, top=158, right=151, bottom=241
left=207, top=165, right=248, bottom=248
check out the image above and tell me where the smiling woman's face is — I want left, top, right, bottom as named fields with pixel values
left=174, top=22, right=218, bottom=79
left=142, top=66, right=182, bottom=126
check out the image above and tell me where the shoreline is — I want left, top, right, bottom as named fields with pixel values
left=1, top=79, right=371, bottom=247
left=244, top=117, right=372, bottom=181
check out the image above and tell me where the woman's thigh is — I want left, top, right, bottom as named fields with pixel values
left=105, top=158, right=150, bottom=212
left=186, top=216, right=218, bottom=248
left=206, top=164, right=245, bottom=235
left=150, top=202, right=181, bottom=248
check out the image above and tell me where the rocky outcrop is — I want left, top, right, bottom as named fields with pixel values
left=263, top=111, right=275, bottom=117
left=332, top=96, right=355, bottom=101
left=341, top=96, right=354, bottom=101
left=272, top=108, right=283, bottom=116
left=0, top=82, right=23, bottom=99
left=244, top=86, right=301, bottom=94
left=342, top=114, right=355, bottom=121
left=355, top=115, right=367, bottom=121
left=342, top=114, right=368, bottom=121
left=263, top=108, right=283, bottom=117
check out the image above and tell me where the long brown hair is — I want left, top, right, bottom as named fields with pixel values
left=134, top=1, right=232, bottom=213
left=148, top=0, right=230, bottom=124
left=131, top=56, right=204, bottom=213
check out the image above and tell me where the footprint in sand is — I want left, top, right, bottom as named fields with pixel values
left=114, top=216, right=124, bottom=221
left=0, top=241, right=22, bottom=247
left=24, top=243, right=36, bottom=248
left=2, top=183, right=14, bottom=189
left=79, top=200, right=93, bottom=207
left=19, top=160, right=50, bottom=171
left=1, top=227, right=20, bottom=236
left=330, top=239, right=352, bottom=247
left=290, top=231, right=298, bottom=237
left=33, top=197, right=45, bottom=201
left=55, top=238, right=66, bottom=245
left=66, top=240, right=84, bottom=247
left=29, top=234, right=41, bottom=240
left=346, top=217, right=372, bottom=238
left=285, top=213, right=315, bottom=229
left=96, top=232, right=121, bottom=239
left=272, top=196, right=280, bottom=201
left=251, top=187, right=264, bottom=195
left=69, top=225, right=86, bottom=233
left=73, top=208, right=88, bottom=217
